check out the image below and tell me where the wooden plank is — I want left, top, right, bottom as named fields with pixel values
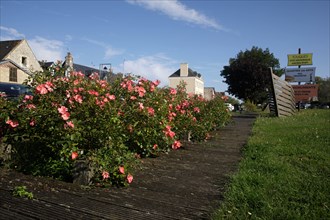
left=268, top=68, right=296, bottom=117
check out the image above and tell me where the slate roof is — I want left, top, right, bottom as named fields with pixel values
left=41, top=60, right=111, bottom=79
left=40, top=60, right=100, bottom=76
left=0, top=40, right=23, bottom=60
left=168, top=68, right=202, bottom=78
left=71, top=63, right=118, bottom=81
left=72, top=63, right=100, bottom=77
left=39, top=61, right=55, bottom=69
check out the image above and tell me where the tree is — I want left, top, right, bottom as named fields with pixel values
left=220, top=46, right=282, bottom=103
left=315, top=76, right=330, bottom=103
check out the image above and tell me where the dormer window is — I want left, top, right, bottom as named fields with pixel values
left=22, top=57, right=27, bottom=67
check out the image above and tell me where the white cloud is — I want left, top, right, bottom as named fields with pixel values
left=82, top=37, right=107, bottom=47
left=127, top=0, right=228, bottom=31
left=65, top=34, right=73, bottom=41
left=0, top=26, right=25, bottom=40
left=82, top=37, right=124, bottom=59
left=105, top=47, right=124, bottom=59
left=121, top=54, right=177, bottom=86
left=0, top=26, right=65, bottom=62
left=29, top=36, right=64, bottom=62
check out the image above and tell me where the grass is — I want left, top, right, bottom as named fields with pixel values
left=213, top=109, right=330, bottom=220
left=12, top=186, right=34, bottom=199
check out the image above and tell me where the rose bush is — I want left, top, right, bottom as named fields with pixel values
left=1, top=66, right=231, bottom=186
left=110, top=75, right=176, bottom=157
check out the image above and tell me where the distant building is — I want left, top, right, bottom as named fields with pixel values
left=40, top=52, right=121, bottom=83
left=40, top=52, right=101, bottom=77
left=204, top=87, right=216, bottom=101
left=0, top=39, right=43, bottom=84
left=168, top=63, right=204, bottom=96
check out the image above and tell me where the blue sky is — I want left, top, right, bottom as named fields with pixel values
left=1, top=0, right=329, bottom=93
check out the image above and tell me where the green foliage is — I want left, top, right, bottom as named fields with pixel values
left=213, top=110, right=330, bottom=219
left=1, top=66, right=231, bottom=186
left=243, top=100, right=257, bottom=112
left=315, top=76, right=330, bottom=103
left=12, top=186, right=34, bottom=199
left=220, top=46, right=281, bottom=103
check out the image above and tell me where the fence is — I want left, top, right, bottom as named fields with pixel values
left=268, top=68, right=296, bottom=117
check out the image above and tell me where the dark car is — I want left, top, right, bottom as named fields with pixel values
left=0, top=82, right=32, bottom=99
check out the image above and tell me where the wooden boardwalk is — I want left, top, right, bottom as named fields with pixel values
left=0, top=114, right=256, bottom=220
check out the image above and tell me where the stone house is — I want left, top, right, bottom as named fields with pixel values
left=204, top=87, right=216, bottom=101
left=0, top=39, right=43, bottom=84
left=168, top=63, right=204, bottom=96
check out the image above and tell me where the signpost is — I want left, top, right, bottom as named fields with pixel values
left=285, top=49, right=318, bottom=107
left=287, top=53, right=313, bottom=66
left=292, top=84, right=318, bottom=102
left=285, top=67, right=316, bottom=82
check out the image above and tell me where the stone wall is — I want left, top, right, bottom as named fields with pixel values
left=5, top=40, right=43, bottom=73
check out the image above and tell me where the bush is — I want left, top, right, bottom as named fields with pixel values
left=243, top=100, right=257, bottom=112
left=1, top=66, right=231, bottom=186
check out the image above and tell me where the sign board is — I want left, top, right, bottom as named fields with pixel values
left=285, top=67, right=316, bottom=82
left=287, top=53, right=313, bottom=66
left=292, top=84, right=318, bottom=102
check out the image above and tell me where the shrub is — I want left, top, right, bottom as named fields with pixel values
left=1, top=66, right=231, bottom=186
left=244, top=100, right=257, bottom=112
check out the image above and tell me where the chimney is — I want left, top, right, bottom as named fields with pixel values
left=65, top=52, right=73, bottom=71
left=180, top=63, right=188, bottom=77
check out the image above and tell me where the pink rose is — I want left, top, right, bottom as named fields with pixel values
left=61, top=112, right=70, bottom=120
left=102, top=171, right=109, bottom=180
left=66, top=121, right=74, bottom=128
left=127, top=174, right=133, bottom=184
left=119, top=166, right=125, bottom=174
left=6, top=119, right=19, bottom=128
left=172, top=140, right=181, bottom=150
left=71, top=151, right=78, bottom=160
left=57, top=106, right=68, bottom=115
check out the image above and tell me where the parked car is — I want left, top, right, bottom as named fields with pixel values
left=0, top=82, right=32, bottom=100
left=225, top=103, right=234, bottom=111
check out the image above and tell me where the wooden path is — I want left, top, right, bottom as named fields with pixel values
left=0, top=114, right=256, bottom=219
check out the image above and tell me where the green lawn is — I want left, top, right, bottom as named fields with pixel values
left=213, top=109, right=330, bottom=220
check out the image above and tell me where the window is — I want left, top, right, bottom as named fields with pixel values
left=9, top=68, right=17, bottom=82
left=22, top=57, right=27, bottom=67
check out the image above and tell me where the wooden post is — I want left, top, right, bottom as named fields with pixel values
left=298, top=48, right=301, bottom=85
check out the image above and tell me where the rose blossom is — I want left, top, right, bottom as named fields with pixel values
left=61, top=112, right=70, bottom=120
left=71, top=151, right=78, bottom=160
left=172, top=140, right=181, bottom=150
left=57, top=106, right=68, bottom=115
left=35, top=84, right=48, bottom=94
left=170, top=88, right=177, bottom=95
left=66, top=121, right=74, bottom=128
left=73, top=94, right=83, bottom=103
left=119, top=166, right=125, bottom=174
left=147, top=107, right=155, bottom=116
left=6, top=119, right=19, bottom=128
left=102, top=171, right=110, bottom=179
left=127, top=174, right=133, bottom=184
left=29, top=119, right=36, bottom=126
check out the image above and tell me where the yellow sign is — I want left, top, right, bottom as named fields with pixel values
left=287, top=53, right=313, bottom=66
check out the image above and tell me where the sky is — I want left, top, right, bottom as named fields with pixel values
left=1, top=0, right=329, bottom=93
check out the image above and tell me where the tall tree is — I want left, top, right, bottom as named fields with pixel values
left=220, top=47, right=281, bottom=103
